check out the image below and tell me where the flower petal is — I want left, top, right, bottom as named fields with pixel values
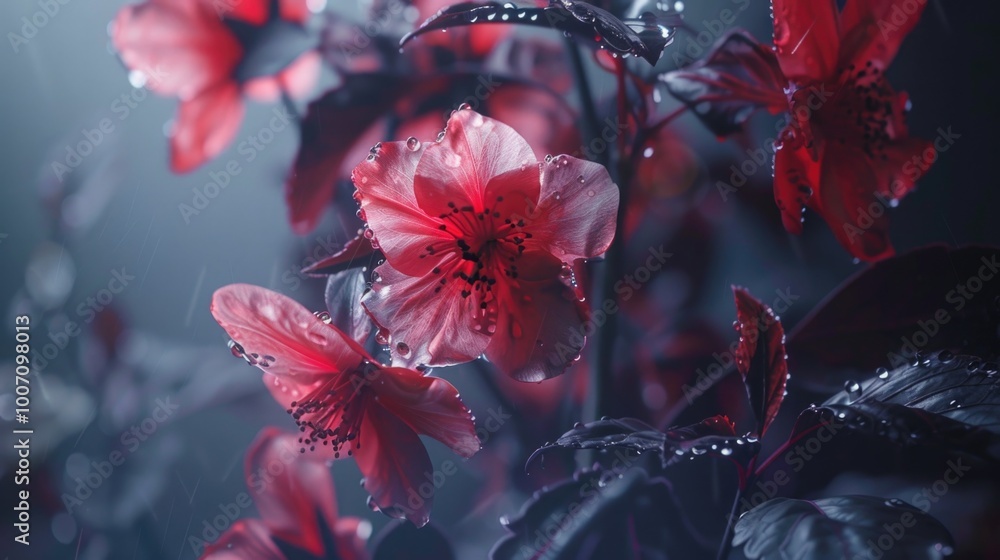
left=201, top=519, right=281, bottom=560
left=771, top=0, right=840, bottom=84
left=484, top=252, right=588, bottom=382
left=529, top=154, right=619, bottom=262
left=112, top=0, right=241, bottom=100
left=170, top=81, right=245, bottom=172
left=356, top=405, right=435, bottom=527
left=210, top=284, right=369, bottom=384
left=244, top=428, right=338, bottom=557
left=815, top=143, right=895, bottom=261
left=361, top=260, right=491, bottom=368
left=413, top=109, right=536, bottom=219
left=220, top=0, right=307, bottom=25
left=374, top=367, right=480, bottom=458
left=352, top=136, right=451, bottom=276
left=839, top=0, right=927, bottom=69
left=773, top=140, right=821, bottom=236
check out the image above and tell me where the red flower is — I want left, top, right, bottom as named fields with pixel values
left=771, top=0, right=933, bottom=261
left=201, top=428, right=369, bottom=560
left=352, top=108, right=618, bottom=382
left=210, top=284, right=480, bottom=526
left=112, top=0, right=320, bottom=172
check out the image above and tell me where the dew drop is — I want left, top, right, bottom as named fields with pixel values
left=395, top=342, right=411, bottom=356
left=845, top=380, right=861, bottom=394
left=406, top=136, right=421, bottom=151
left=876, top=367, right=889, bottom=379
left=313, top=311, right=332, bottom=324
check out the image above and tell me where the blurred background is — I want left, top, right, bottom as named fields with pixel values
left=1, top=0, right=998, bottom=558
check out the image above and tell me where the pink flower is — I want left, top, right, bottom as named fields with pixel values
left=352, top=108, right=619, bottom=382
left=200, top=428, right=368, bottom=560
left=210, top=284, right=480, bottom=526
left=112, top=0, right=319, bottom=172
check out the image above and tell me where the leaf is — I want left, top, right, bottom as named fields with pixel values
left=400, top=1, right=683, bottom=65
left=527, top=415, right=757, bottom=469
left=733, top=496, right=955, bottom=560
left=661, top=29, right=786, bottom=136
left=798, top=351, right=1000, bottom=459
left=787, top=245, right=1000, bottom=380
left=733, top=286, right=790, bottom=437
left=286, top=73, right=405, bottom=235
left=490, top=467, right=679, bottom=560
left=302, top=230, right=380, bottom=276
left=372, top=521, right=455, bottom=560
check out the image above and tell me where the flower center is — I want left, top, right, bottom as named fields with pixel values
left=419, top=195, right=534, bottom=304
left=288, top=361, right=377, bottom=457
left=816, top=61, right=897, bottom=159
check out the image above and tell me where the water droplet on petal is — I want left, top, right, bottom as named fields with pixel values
left=406, top=136, right=421, bottom=151
left=313, top=311, right=332, bottom=324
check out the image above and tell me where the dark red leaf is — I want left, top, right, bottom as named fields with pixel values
left=490, top=467, right=681, bottom=560
left=302, top=231, right=379, bottom=276
left=400, top=1, right=683, bottom=66
left=793, top=351, right=1000, bottom=460
left=285, top=73, right=404, bottom=235
left=527, top=415, right=757, bottom=469
left=733, top=286, right=789, bottom=437
left=661, top=29, right=786, bottom=137
left=733, top=496, right=954, bottom=560
left=787, top=245, right=1000, bottom=384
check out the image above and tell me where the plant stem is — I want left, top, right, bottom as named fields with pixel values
left=716, top=484, right=744, bottom=560
left=718, top=457, right=755, bottom=560
left=587, top=59, right=633, bottom=422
